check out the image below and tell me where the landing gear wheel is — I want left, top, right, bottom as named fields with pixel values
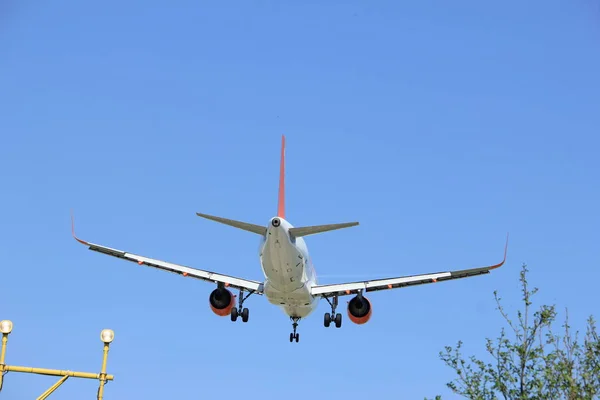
left=324, top=295, right=340, bottom=329
left=289, top=317, right=301, bottom=343
left=231, top=288, right=255, bottom=323
left=335, top=313, right=342, bottom=328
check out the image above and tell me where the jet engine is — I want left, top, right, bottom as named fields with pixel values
left=347, top=294, right=372, bottom=324
left=209, top=287, right=236, bottom=316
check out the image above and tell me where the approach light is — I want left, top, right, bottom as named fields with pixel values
left=0, top=320, right=13, bottom=334
left=100, top=329, right=114, bottom=344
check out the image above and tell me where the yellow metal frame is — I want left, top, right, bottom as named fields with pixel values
left=0, top=321, right=115, bottom=399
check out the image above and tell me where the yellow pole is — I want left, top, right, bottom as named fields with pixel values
left=0, top=334, right=7, bottom=365
left=0, top=333, right=8, bottom=390
left=0, top=322, right=115, bottom=398
left=97, top=343, right=110, bottom=400
left=36, top=375, right=69, bottom=400
left=2, top=365, right=114, bottom=380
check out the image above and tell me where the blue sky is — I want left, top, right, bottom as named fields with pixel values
left=1, top=1, right=599, bottom=398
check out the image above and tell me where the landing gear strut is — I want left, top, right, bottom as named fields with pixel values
left=231, top=288, right=254, bottom=323
left=324, top=295, right=342, bottom=328
left=289, top=317, right=300, bottom=343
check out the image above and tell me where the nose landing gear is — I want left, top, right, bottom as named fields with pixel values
left=289, top=317, right=300, bottom=342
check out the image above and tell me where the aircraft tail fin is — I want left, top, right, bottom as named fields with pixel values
left=289, top=222, right=359, bottom=238
left=277, top=135, right=286, bottom=219
left=196, top=212, right=267, bottom=235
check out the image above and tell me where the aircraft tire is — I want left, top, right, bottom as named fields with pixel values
left=231, top=307, right=238, bottom=322
left=241, top=308, right=249, bottom=322
left=324, top=312, right=331, bottom=327
left=335, top=313, right=342, bottom=328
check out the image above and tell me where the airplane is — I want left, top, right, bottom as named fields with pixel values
left=72, top=135, right=508, bottom=343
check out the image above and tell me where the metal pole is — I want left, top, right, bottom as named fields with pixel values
left=0, top=321, right=115, bottom=398
left=0, top=333, right=8, bottom=391
left=36, top=375, right=69, bottom=400
left=0, top=334, right=7, bottom=365
left=97, top=343, right=110, bottom=400
left=2, top=365, right=114, bottom=380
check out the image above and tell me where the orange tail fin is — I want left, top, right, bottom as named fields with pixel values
left=277, top=135, right=286, bottom=219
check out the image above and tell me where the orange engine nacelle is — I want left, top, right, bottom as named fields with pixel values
left=209, top=287, right=236, bottom=316
left=347, top=294, right=372, bottom=324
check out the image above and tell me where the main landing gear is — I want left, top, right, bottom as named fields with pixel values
left=324, top=295, right=342, bottom=328
left=231, top=288, right=255, bottom=323
left=289, top=317, right=300, bottom=343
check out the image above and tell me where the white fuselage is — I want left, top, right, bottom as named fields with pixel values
left=259, top=217, right=319, bottom=318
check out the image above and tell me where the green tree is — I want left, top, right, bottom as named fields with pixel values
left=426, top=264, right=600, bottom=400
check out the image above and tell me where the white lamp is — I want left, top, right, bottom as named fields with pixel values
left=100, top=329, right=114, bottom=344
left=0, top=320, right=13, bottom=335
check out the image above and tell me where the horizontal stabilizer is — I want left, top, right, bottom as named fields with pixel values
left=289, top=222, right=359, bottom=238
left=196, top=212, right=267, bottom=235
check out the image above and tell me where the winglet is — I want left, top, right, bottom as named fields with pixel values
left=277, top=135, right=285, bottom=219
left=71, top=210, right=89, bottom=245
left=490, top=233, right=509, bottom=270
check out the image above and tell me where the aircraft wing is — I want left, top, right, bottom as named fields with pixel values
left=311, top=235, right=508, bottom=298
left=71, top=218, right=264, bottom=294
